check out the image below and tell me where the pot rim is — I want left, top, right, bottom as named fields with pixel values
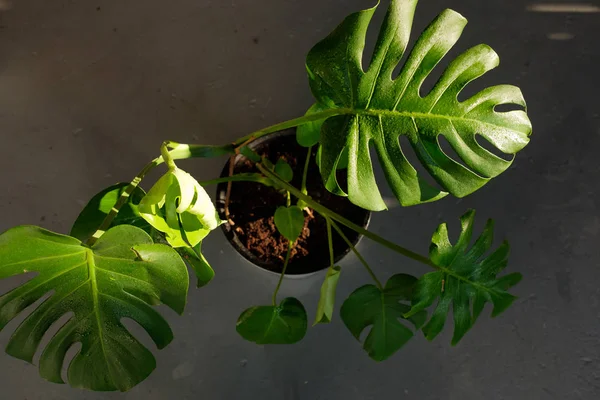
left=215, top=129, right=371, bottom=278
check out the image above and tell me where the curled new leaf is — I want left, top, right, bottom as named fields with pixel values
left=139, top=167, right=221, bottom=248
left=307, top=0, right=532, bottom=210
left=406, top=210, right=522, bottom=345
left=0, top=225, right=188, bottom=391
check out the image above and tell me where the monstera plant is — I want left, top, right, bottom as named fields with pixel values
left=0, top=0, right=531, bottom=392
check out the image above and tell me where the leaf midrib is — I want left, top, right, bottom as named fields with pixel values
left=86, top=249, right=115, bottom=385
left=327, top=107, right=529, bottom=135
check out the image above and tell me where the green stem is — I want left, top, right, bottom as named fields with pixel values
left=86, top=157, right=161, bottom=246
left=166, top=141, right=235, bottom=160
left=273, top=242, right=293, bottom=305
left=257, top=163, right=434, bottom=268
left=161, top=142, right=176, bottom=169
left=329, top=219, right=383, bottom=290
left=232, top=108, right=347, bottom=147
left=198, top=173, right=274, bottom=187
left=326, top=217, right=334, bottom=267
left=300, top=146, right=313, bottom=196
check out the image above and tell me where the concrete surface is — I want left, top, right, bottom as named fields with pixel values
left=0, top=0, right=599, bottom=399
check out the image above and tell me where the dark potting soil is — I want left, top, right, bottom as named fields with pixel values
left=222, top=133, right=369, bottom=275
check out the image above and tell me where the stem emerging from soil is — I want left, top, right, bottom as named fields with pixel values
left=256, top=163, right=435, bottom=269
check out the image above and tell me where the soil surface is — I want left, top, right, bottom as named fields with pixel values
left=218, top=132, right=370, bottom=275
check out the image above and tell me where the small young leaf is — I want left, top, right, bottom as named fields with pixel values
left=0, top=225, right=189, bottom=391
left=296, top=103, right=328, bottom=147
left=177, top=242, right=215, bottom=288
left=70, top=183, right=149, bottom=241
left=274, top=206, right=304, bottom=242
left=406, top=210, right=522, bottom=345
left=236, top=298, right=308, bottom=344
left=341, top=274, right=426, bottom=361
left=313, top=266, right=341, bottom=325
left=239, top=146, right=261, bottom=162
left=274, top=159, right=294, bottom=182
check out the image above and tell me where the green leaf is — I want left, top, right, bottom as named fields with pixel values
left=315, top=145, right=350, bottom=196
left=406, top=209, right=522, bottom=345
left=313, top=266, right=341, bottom=325
left=340, top=274, right=426, bottom=361
left=273, top=206, right=304, bottom=242
left=296, top=103, right=329, bottom=147
left=239, top=146, right=261, bottom=162
left=307, top=0, right=532, bottom=210
left=139, top=167, right=221, bottom=248
left=236, top=298, right=307, bottom=344
left=0, top=225, right=189, bottom=391
left=70, top=183, right=150, bottom=241
left=177, top=242, right=215, bottom=288
left=274, top=159, right=294, bottom=182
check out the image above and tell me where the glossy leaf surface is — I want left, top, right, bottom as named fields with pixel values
left=0, top=225, right=188, bottom=391
left=306, top=0, right=532, bottom=210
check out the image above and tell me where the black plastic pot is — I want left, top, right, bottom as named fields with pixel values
left=215, top=129, right=370, bottom=277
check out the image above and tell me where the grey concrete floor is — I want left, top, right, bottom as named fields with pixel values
left=0, top=0, right=599, bottom=399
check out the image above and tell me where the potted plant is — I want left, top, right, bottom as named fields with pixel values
left=0, top=0, right=531, bottom=392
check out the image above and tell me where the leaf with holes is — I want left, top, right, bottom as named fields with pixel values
left=405, top=209, right=522, bottom=345
left=307, top=0, right=532, bottom=210
left=71, top=182, right=216, bottom=289
left=340, top=274, right=427, bottom=361
left=0, top=224, right=188, bottom=391
left=236, top=297, right=307, bottom=344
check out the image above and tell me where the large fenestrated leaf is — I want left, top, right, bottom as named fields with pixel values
left=306, top=0, right=532, bottom=210
left=0, top=225, right=188, bottom=391
left=405, top=210, right=522, bottom=345
left=340, top=274, right=427, bottom=361
left=71, top=182, right=216, bottom=288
